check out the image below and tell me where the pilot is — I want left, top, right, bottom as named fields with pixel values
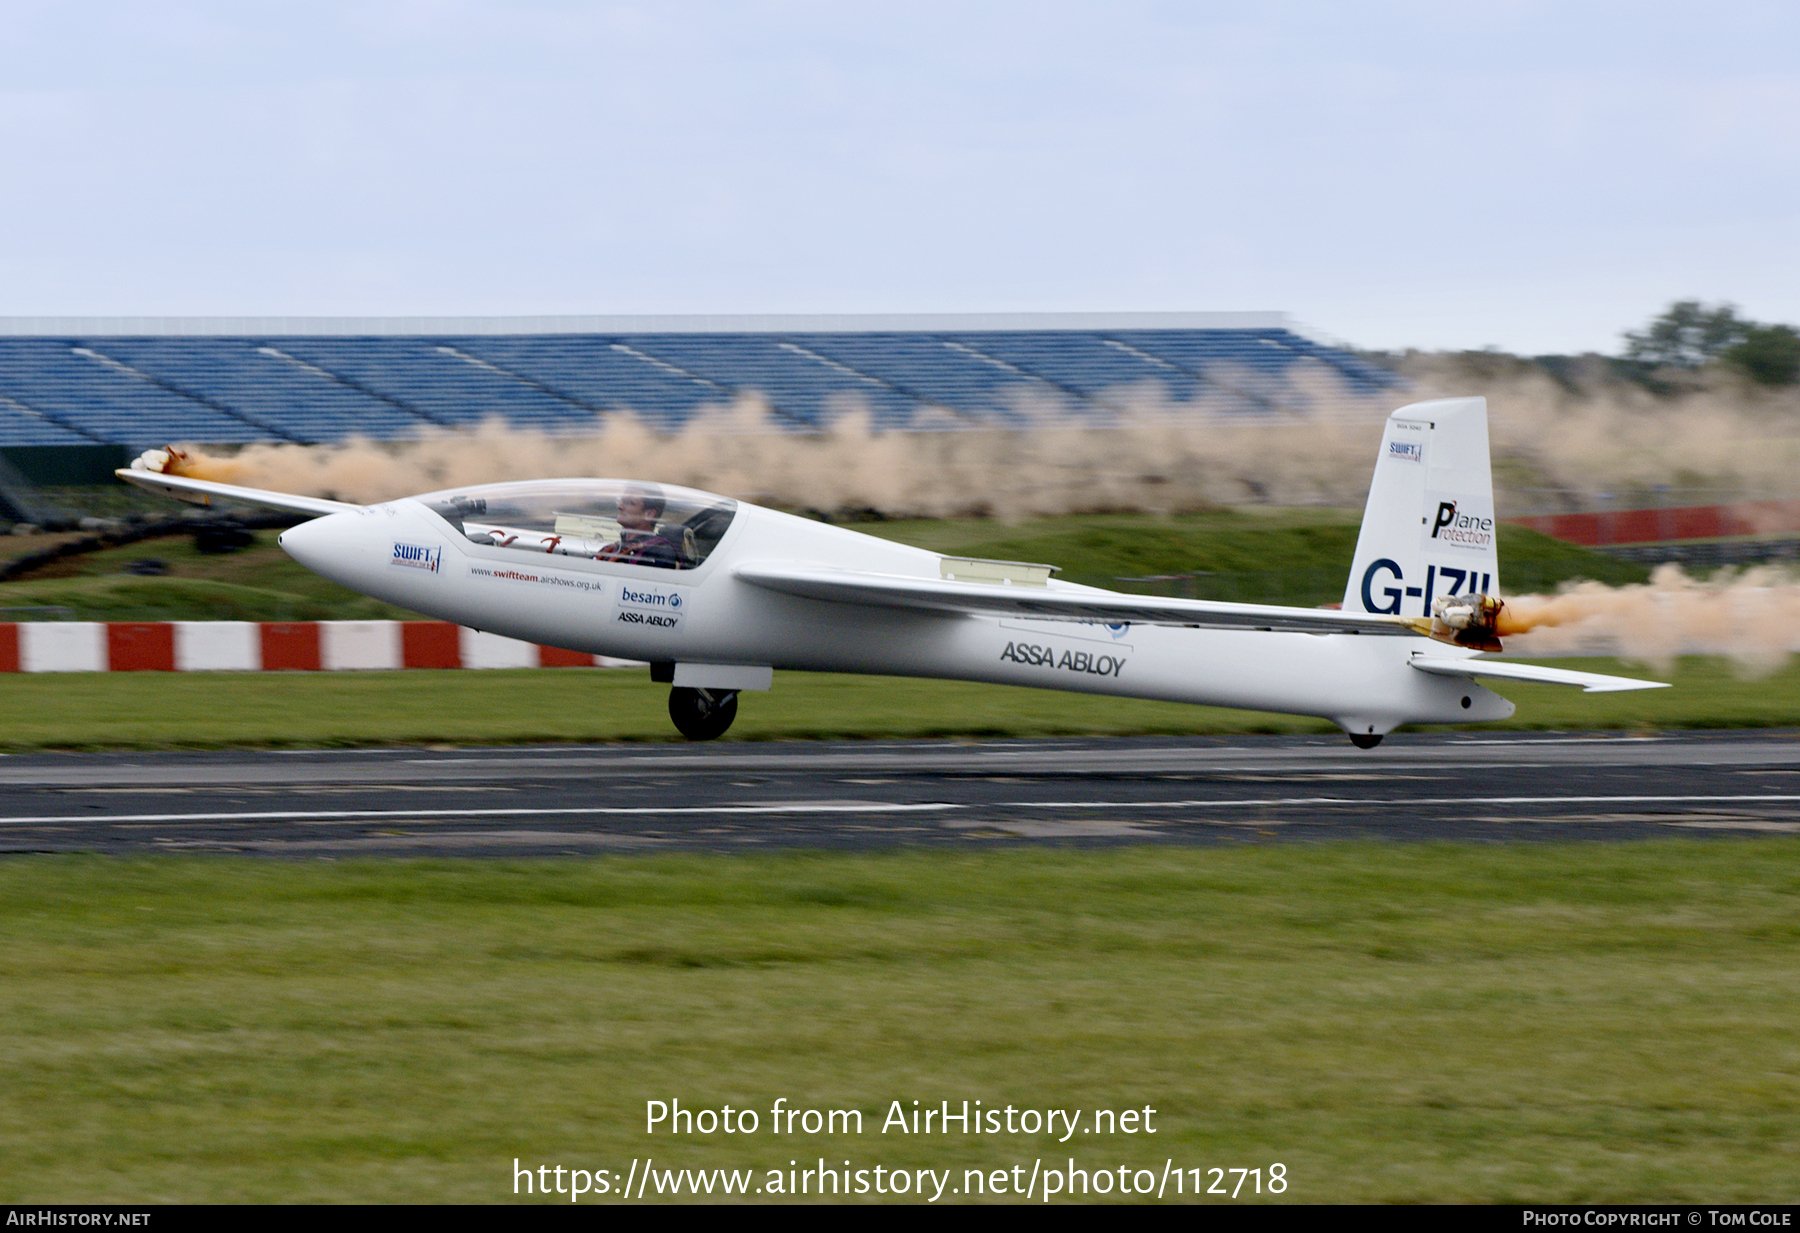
left=599, top=484, right=689, bottom=568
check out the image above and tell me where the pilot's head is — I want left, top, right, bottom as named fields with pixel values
left=617, top=484, right=665, bottom=531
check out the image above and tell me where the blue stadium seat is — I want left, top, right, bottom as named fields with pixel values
left=0, top=325, right=1400, bottom=446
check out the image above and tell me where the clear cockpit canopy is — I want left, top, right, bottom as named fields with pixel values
left=417, top=479, right=737, bottom=571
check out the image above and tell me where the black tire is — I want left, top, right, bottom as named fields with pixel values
left=668, top=687, right=738, bottom=741
left=1347, top=732, right=1383, bottom=749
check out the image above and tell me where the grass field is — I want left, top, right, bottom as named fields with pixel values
left=0, top=655, right=1782, bottom=750
left=2, top=841, right=1796, bottom=1203
left=2, top=509, right=1787, bottom=1205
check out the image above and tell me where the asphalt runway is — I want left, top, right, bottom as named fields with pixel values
left=2, top=730, right=1799, bottom=855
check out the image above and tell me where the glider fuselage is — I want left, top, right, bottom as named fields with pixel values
left=279, top=495, right=1512, bottom=736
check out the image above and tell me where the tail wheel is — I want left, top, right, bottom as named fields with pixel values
left=1347, top=732, right=1383, bottom=749
left=668, top=687, right=738, bottom=741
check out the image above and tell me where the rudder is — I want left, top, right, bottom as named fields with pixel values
left=1342, top=397, right=1500, bottom=618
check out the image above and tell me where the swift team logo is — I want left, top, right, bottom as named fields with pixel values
left=1387, top=440, right=1423, bottom=463
left=391, top=543, right=442, bottom=573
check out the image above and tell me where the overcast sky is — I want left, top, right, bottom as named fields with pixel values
left=0, top=1, right=1794, bottom=354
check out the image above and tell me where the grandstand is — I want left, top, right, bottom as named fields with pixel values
left=0, top=313, right=1399, bottom=461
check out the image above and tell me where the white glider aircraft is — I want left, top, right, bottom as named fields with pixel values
left=119, top=397, right=1663, bottom=746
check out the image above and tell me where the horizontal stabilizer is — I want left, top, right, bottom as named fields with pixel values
left=733, top=561, right=1422, bottom=636
left=116, top=469, right=360, bottom=518
left=1409, top=656, right=1669, bottom=693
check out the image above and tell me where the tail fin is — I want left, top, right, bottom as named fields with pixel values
left=1342, top=397, right=1499, bottom=618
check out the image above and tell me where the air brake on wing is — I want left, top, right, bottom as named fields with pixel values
left=938, top=556, right=1058, bottom=586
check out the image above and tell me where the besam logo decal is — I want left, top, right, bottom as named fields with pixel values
left=619, top=586, right=684, bottom=609
left=614, top=583, right=688, bottom=632
left=392, top=543, right=441, bottom=572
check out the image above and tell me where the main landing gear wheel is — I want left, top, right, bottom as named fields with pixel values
left=668, top=687, right=739, bottom=741
left=1347, top=732, right=1384, bottom=749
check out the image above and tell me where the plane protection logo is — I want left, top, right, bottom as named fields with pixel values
left=1427, top=497, right=1495, bottom=552
left=391, top=542, right=442, bottom=573
left=614, top=583, right=687, bottom=632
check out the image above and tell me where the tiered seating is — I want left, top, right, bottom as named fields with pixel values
left=939, top=332, right=1205, bottom=408
left=0, top=324, right=1401, bottom=447
left=0, top=338, right=269, bottom=446
left=0, top=397, right=100, bottom=447
left=455, top=335, right=722, bottom=432
left=791, top=334, right=1048, bottom=422
left=276, top=338, right=602, bottom=433
left=1105, top=330, right=1356, bottom=414
left=622, top=335, right=912, bottom=428
left=98, top=338, right=441, bottom=443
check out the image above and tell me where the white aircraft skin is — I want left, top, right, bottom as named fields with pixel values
left=119, top=396, right=1665, bottom=747
left=287, top=497, right=1498, bottom=732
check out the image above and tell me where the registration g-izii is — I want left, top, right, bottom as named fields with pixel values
left=119, top=397, right=1665, bottom=747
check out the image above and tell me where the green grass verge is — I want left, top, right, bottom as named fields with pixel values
left=2, top=842, right=1796, bottom=1202
left=0, top=513, right=1647, bottom=620
left=865, top=511, right=1650, bottom=601
left=0, top=656, right=1785, bottom=750
left=0, top=529, right=426, bottom=621
left=0, top=575, right=414, bottom=622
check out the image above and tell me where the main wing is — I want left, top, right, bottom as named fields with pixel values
left=732, top=560, right=1422, bottom=636
left=116, top=468, right=360, bottom=518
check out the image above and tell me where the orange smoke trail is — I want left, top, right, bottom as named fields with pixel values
left=136, top=382, right=1404, bottom=518
left=1494, top=604, right=1537, bottom=637
left=131, top=354, right=1800, bottom=519
left=160, top=446, right=254, bottom=485
left=1500, top=565, right=1800, bottom=676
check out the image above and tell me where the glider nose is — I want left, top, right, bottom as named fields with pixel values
left=278, top=511, right=359, bottom=583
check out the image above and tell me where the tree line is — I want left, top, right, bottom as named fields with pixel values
left=1623, top=300, right=1800, bottom=386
